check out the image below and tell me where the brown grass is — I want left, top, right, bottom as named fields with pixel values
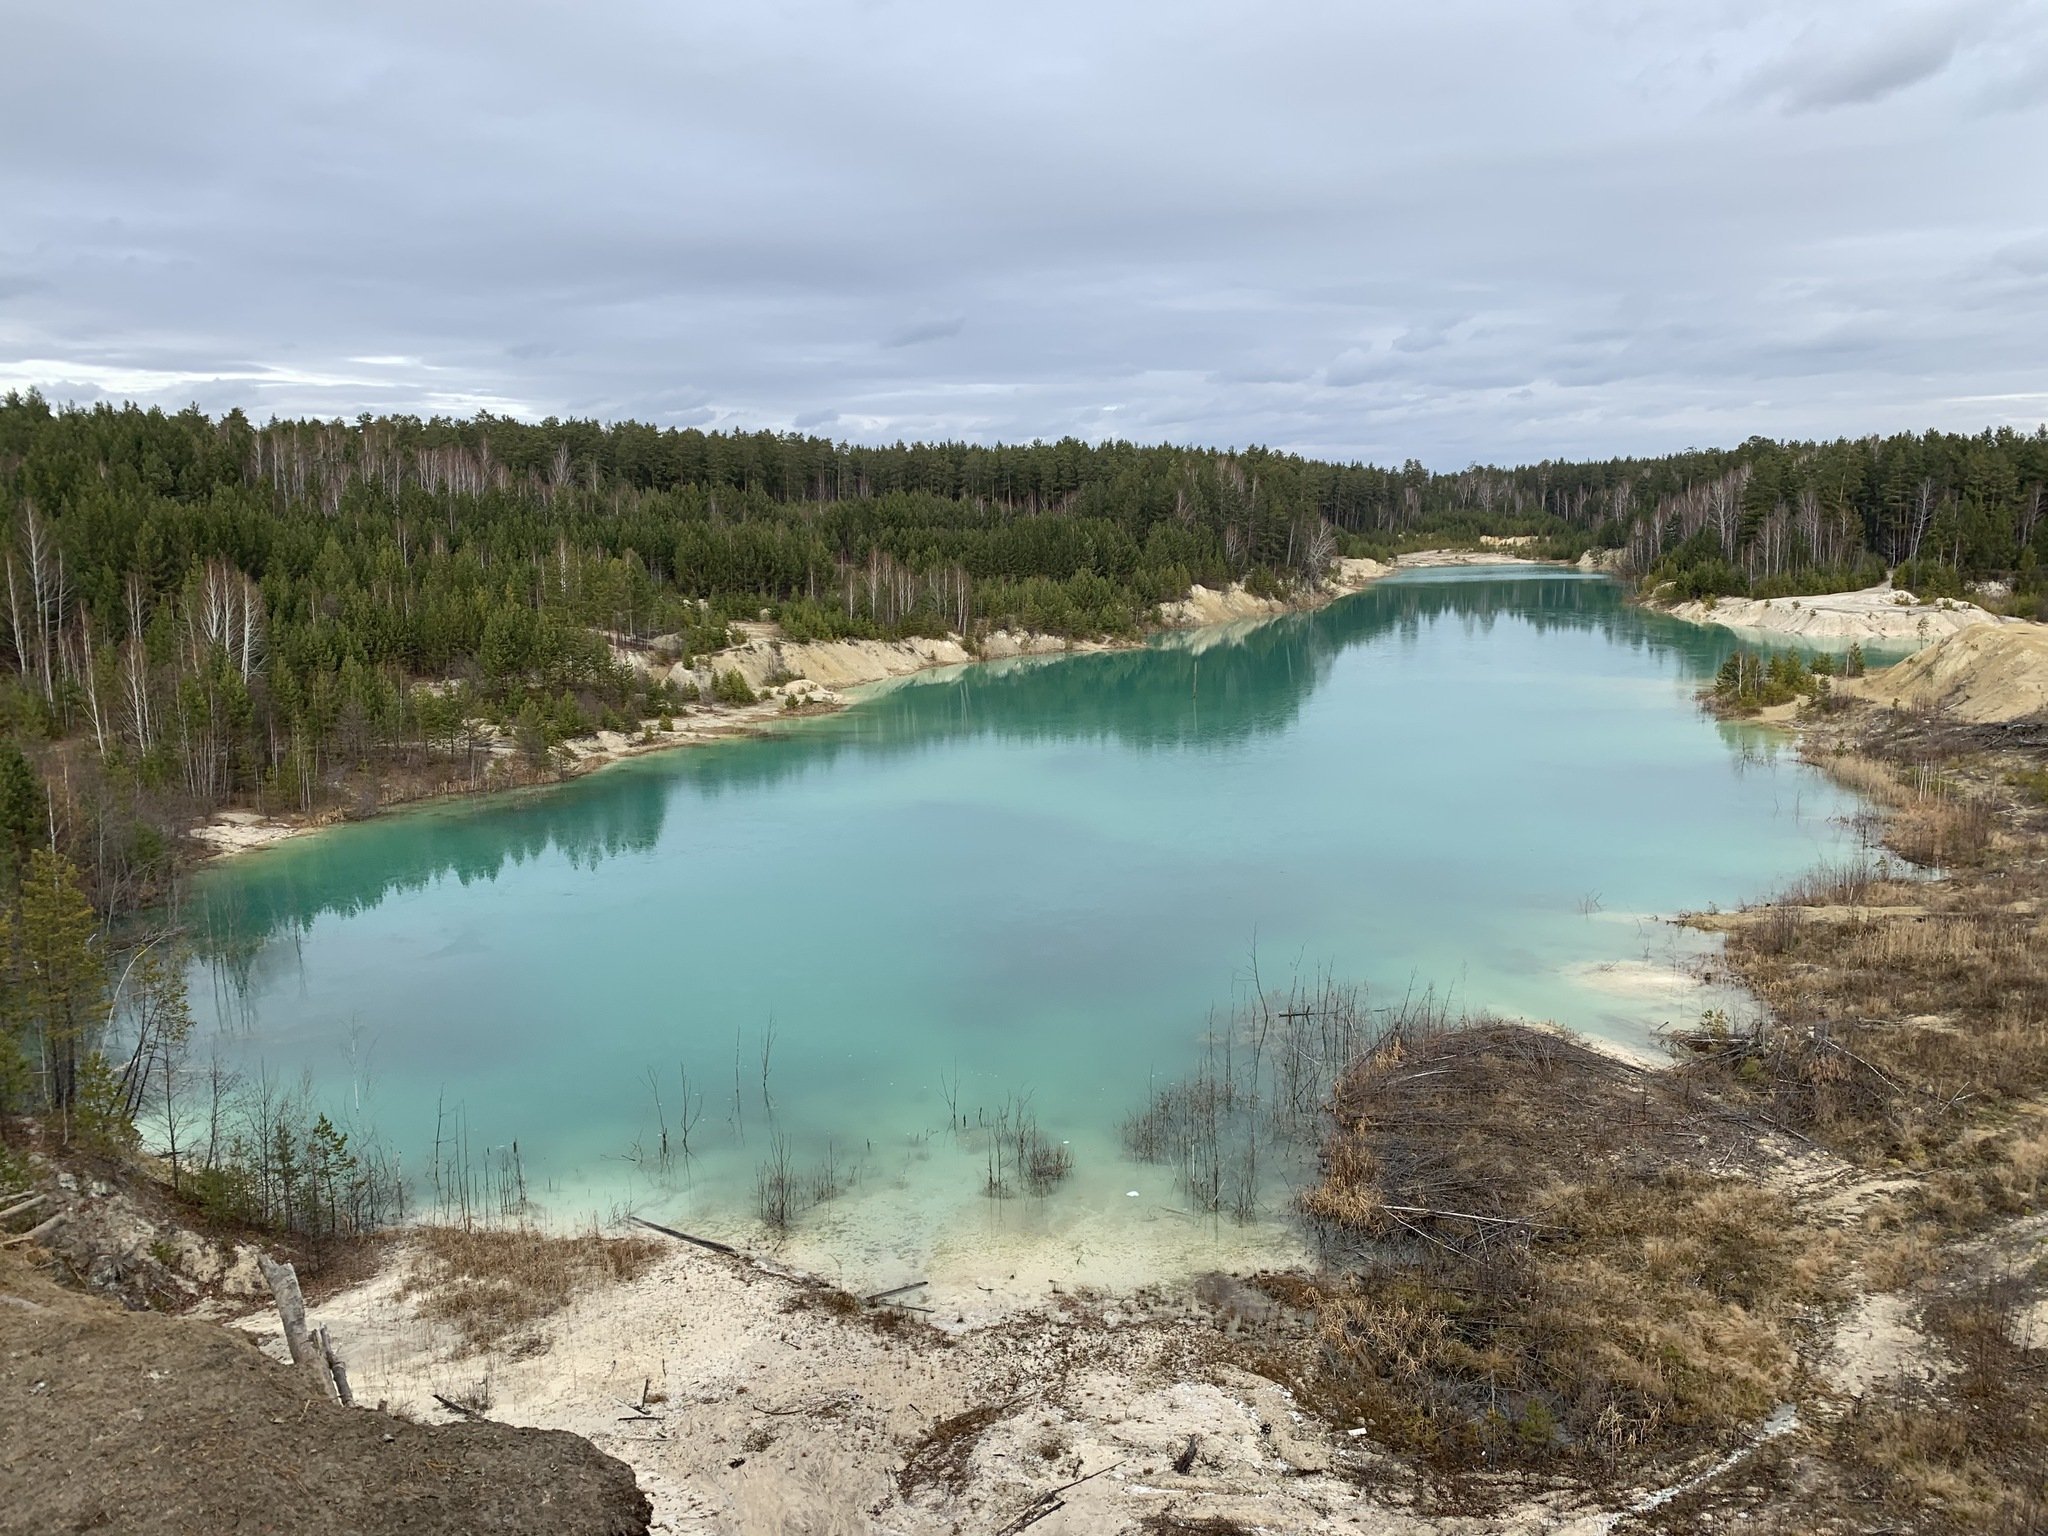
left=397, top=1224, right=662, bottom=1354
left=1684, top=761, right=2048, bottom=1168
left=1673, top=725, right=2048, bottom=1174
left=1279, top=1024, right=1835, bottom=1484
left=1814, top=750, right=2000, bottom=868
left=1658, top=710, right=2048, bottom=1532
left=1818, top=1274, right=2048, bottom=1534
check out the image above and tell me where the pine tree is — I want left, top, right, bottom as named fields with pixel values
left=10, top=849, right=106, bottom=1124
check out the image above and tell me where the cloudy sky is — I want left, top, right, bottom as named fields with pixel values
left=2, top=0, right=2044, bottom=466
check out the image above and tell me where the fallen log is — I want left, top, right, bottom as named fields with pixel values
left=1379, top=1204, right=1552, bottom=1229
left=0, top=1194, right=47, bottom=1223
left=0, top=1213, right=63, bottom=1248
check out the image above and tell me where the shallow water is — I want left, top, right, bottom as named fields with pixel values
left=189, top=569, right=1876, bottom=1286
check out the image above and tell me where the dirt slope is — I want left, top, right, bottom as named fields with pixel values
left=1841, top=621, right=2048, bottom=722
left=0, top=1255, right=650, bottom=1536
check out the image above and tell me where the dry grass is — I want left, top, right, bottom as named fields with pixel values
left=1657, top=711, right=2048, bottom=1532
left=1685, top=784, right=2048, bottom=1169
left=1817, top=1274, right=2048, bottom=1534
left=1677, top=729, right=2048, bottom=1172
left=1813, top=750, right=2000, bottom=868
left=1278, top=1024, right=1835, bottom=1484
left=1771, top=857, right=1921, bottom=908
left=397, top=1224, right=663, bottom=1354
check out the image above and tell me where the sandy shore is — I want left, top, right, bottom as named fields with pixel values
left=245, top=1216, right=1658, bottom=1536
left=1664, top=583, right=2009, bottom=642
left=187, top=686, right=842, bottom=862
left=188, top=810, right=306, bottom=856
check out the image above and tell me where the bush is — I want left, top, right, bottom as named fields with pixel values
left=712, top=669, right=756, bottom=705
left=1709, top=647, right=1831, bottom=714
left=1242, top=565, right=1287, bottom=601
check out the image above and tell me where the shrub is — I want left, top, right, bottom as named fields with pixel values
left=712, top=669, right=757, bottom=705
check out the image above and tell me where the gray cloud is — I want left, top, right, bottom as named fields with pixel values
left=885, top=314, right=966, bottom=349
left=1749, top=6, right=1977, bottom=111
left=0, top=0, right=2042, bottom=466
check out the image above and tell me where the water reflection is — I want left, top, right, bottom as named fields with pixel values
left=188, top=569, right=1857, bottom=959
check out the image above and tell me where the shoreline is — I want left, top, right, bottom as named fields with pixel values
left=190, top=549, right=1562, bottom=862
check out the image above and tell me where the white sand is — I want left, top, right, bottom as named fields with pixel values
left=252, top=1233, right=1397, bottom=1535
left=1666, top=584, right=2009, bottom=642
left=259, top=1216, right=1693, bottom=1535
left=189, top=810, right=303, bottom=855
left=1395, top=549, right=1548, bottom=569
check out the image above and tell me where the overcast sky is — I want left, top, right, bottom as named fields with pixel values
left=2, top=0, right=2044, bottom=467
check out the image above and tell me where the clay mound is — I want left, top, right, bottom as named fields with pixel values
left=1843, top=622, right=2048, bottom=723
left=0, top=1254, right=650, bottom=1536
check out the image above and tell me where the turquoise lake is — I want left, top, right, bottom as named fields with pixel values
left=188, top=569, right=1877, bottom=1287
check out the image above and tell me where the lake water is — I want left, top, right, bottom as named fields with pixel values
left=188, top=569, right=1874, bottom=1289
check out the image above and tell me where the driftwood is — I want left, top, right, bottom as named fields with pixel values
left=1378, top=1204, right=1551, bottom=1229
left=433, top=1392, right=490, bottom=1421
left=257, top=1254, right=337, bottom=1402
left=629, top=1216, right=739, bottom=1256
